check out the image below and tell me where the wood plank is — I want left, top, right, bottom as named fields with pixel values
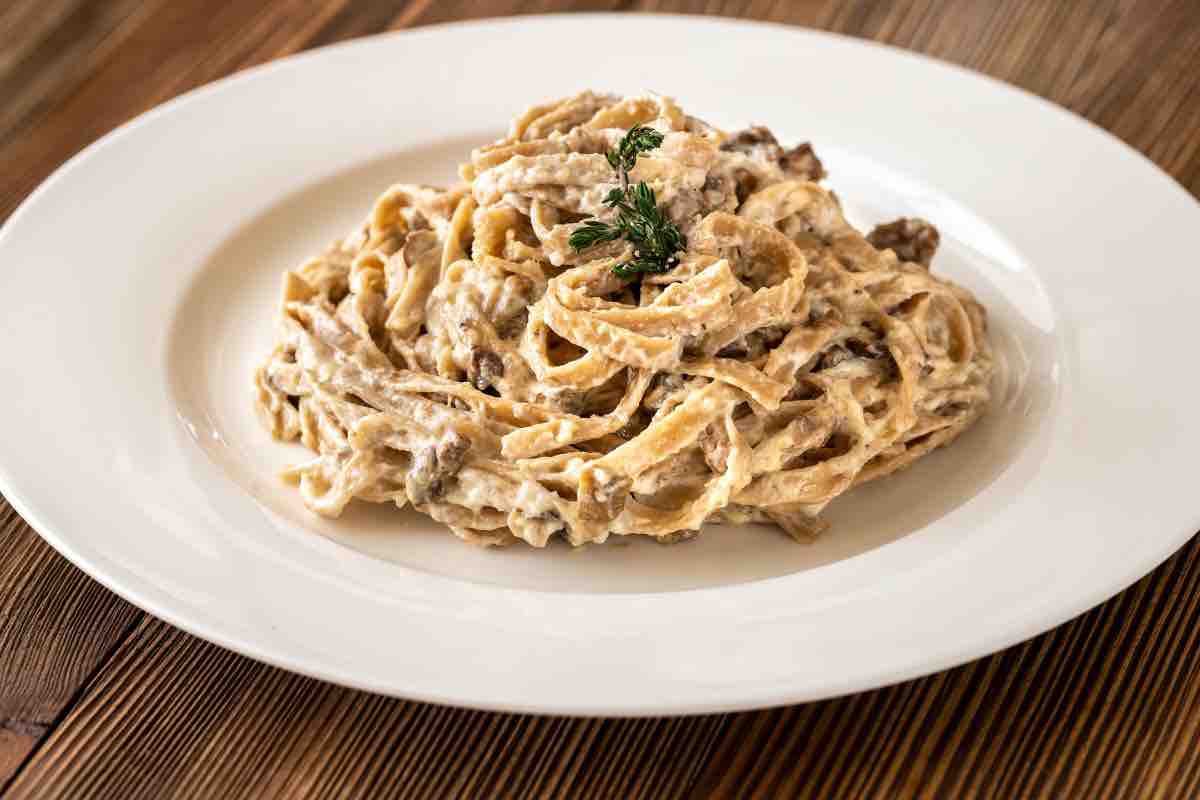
left=0, top=0, right=393, bottom=223
left=688, top=538, right=1200, bottom=799
left=4, top=538, right=1199, bottom=799
left=379, top=0, right=627, bottom=29
left=0, top=499, right=142, bottom=787
left=0, top=0, right=83, bottom=73
left=2, top=618, right=727, bottom=799
left=0, top=0, right=159, bottom=148
left=0, top=0, right=1198, bottom=797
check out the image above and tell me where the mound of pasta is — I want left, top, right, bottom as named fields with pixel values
left=254, top=91, right=993, bottom=547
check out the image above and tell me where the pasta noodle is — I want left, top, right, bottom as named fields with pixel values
left=254, top=91, right=993, bottom=547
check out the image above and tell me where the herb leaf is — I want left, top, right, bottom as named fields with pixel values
left=570, top=126, right=685, bottom=279
left=606, top=125, right=665, bottom=174
left=568, top=219, right=624, bottom=251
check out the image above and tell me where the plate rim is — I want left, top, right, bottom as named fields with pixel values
left=2, top=12, right=1199, bottom=716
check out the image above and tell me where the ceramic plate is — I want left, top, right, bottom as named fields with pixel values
left=2, top=15, right=1198, bottom=715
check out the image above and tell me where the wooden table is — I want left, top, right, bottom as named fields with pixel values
left=2, top=1, right=1199, bottom=797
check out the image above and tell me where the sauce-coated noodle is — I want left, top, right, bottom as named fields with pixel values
left=254, top=92, right=993, bottom=547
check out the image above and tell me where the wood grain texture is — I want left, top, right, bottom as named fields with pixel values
left=1, top=0, right=1199, bottom=797
left=6, top=537, right=1200, bottom=799
left=0, top=500, right=141, bottom=786
left=3, top=617, right=728, bottom=799
left=0, top=0, right=156, bottom=146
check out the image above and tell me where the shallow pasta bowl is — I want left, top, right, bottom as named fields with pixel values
left=1, top=14, right=1198, bottom=715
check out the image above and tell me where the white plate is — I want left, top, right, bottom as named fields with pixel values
left=2, top=15, right=1198, bottom=716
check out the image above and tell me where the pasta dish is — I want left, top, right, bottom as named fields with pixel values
left=254, top=91, right=993, bottom=547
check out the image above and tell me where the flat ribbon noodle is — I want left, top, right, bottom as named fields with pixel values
left=253, top=92, right=994, bottom=547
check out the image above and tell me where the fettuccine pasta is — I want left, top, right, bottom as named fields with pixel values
left=254, top=91, right=993, bottom=547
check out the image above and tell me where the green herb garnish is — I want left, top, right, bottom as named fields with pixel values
left=606, top=125, right=665, bottom=176
left=569, top=125, right=684, bottom=278
left=569, top=218, right=625, bottom=250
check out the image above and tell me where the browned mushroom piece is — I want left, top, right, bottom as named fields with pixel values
left=721, top=126, right=825, bottom=181
left=405, top=430, right=471, bottom=505
left=779, top=142, right=826, bottom=182
left=614, top=408, right=651, bottom=441
left=867, top=217, right=941, bottom=267
left=643, top=372, right=689, bottom=410
left=698, top=422, right=732, bottom=473
left=766, top=508, right=830, bottom=542
left=467, top=348, right=505, bottom=391
left=577, top=467, right=632, bottom=522
left=655, top=530, right=699, bottom=545
left=719, top=125, right=785, bottom=161
left=716, top=325, right=788, bottom=360
left=435, top=431, right=470, bottom=475
left=818, top=344, right=853, bottom=370
left=404, top=449, right=440, bottom=505
left=721, top=126, right=826, bottom=204
left=494, top=307, right=529, bottom=340
left=817, top=337, right=899, bottom=382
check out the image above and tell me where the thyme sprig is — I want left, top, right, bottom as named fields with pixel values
left=606, top=125, right=666, bottom=178
left=568, top=125, right=685, bottom=279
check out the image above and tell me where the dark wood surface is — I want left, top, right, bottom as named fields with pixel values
left=2, top=1, right=1199, bottom=797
